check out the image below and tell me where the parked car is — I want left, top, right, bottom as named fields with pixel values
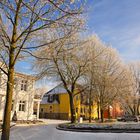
left=117, top=115, right=139, bottom=122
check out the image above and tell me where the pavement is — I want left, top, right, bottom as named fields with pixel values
left=7, top=120, right=140, bottom=140
left=0, top=122, right=16, bottom=132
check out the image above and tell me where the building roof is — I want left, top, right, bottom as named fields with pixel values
left=40, top=83, right=84, bottom=105
left=43, top=82, right=83, bottom=97
left=40, top=83, right=67, bottom=104
left=15, top=72, right=36, bottom=80
left=44, top=83, right=67, bottom=96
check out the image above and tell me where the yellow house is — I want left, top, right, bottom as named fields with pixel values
left=40, top=84, right=98, bottom=120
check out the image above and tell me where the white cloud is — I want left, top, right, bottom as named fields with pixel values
left=87, top=0, right=140, bottom=62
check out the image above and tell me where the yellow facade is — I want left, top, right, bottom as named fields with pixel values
left=40, top=92, right=98, bottom=120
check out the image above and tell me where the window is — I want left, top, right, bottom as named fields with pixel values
left=76, top=108, right=78, bottom=113
left=49, top=106, right=52, bottom=110
left=48, top=95, right=53, bottom=102
left=81, top=108, right=83, bottom=113
left=41, top=108, right=43, bottom=112
left=21, top=80, right=28, bottom=91
left=49, top=95, right=53, bottom=101
left=19, top=101, right=26, bottom=111
left=33, top=111, right=37, bottom=115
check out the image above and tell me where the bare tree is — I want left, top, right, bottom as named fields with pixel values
left=118, top=63, right=140, bottom=115
left=0, top=1, right=84, bottom=139
left=35, top=36, right=89, bottom=123
left=91, top=47, right=124, bottom=122
left=83, top=36, right=107, bottom=123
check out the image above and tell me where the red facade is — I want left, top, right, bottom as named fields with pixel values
left=104, top=103, right=124, bottom=119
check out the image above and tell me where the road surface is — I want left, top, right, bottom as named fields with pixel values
left=6, top=120, right=140, bottom=140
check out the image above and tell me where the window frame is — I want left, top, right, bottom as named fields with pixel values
left=21, top=80, right=28, bottom=91
left=19, top=101, right=26, bottom=112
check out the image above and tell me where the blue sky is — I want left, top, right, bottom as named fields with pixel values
left=86, top=0, right=140, bottom=62
left=16, top=0, right=140, bottom=71
left=16, top=0, right=140, bottom=89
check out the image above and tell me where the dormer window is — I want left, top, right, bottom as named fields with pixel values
left=48, top=95, right=53, bottom=102
left=21, top=80, right=27, bottom=91
left=49, top=95, right=53, bottom=102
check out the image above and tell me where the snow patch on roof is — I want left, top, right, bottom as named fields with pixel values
left=45, top=83, right=67, bottom=95
left=41, top=96, right=59, bottom=104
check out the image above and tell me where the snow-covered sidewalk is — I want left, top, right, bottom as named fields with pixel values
left=0, top=122, right=16, bottom=132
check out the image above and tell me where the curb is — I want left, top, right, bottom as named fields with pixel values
left=56, top=126, right=140, bottom=133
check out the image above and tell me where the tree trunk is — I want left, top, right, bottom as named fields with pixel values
left=100, top=108, right=104, bottom=123
left=97, top=101, right=100, bottom=120
left=1, top=1, right=21, bottom=139
left=89, top=93, right=92, bottom=123
left=69, top=94, right=76, bottom=123
left=137, top=99, right=140, bottom=115
left=89, top=104, right=92, bottom=123
left=1, top=65, right=14, bottom=140
left=133, top=104, right=136, bottom=115
left=108, top=105, right=111, bottom=120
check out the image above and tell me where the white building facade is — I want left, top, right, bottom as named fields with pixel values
left=0, top=72, right=37, bottom=121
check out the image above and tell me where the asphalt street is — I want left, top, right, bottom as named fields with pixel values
left=8, top=122, right=140, bottom=140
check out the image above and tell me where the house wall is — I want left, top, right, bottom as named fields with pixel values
left=83, top=104, right=98, bottom=119
left=0, top=71, right=35, bottom=121
left=12, top=78, right=35, bottom=120
left=0, top=71, right=8, bottom=120
left=40, top=93, right=98, bottom=120
left=40, top=94, right=70, bottom=120
left=40, top=104, right=60, bottom=119
left=0, top=93, right=6, bottom=121
left=59, top=94, right=70, bottom=114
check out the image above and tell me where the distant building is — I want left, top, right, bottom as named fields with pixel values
left=40, top=84, right=98, bottom=120
left=104, top=103, right=124, bottom=119
left=0, top=71, right=40, bottom=121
